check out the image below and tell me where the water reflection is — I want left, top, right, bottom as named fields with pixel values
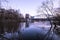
left=25, top=22, right=29, bottom=28
left=3, top=21, right=60, bottom=40
left=20, top=21, right=60, bottom=40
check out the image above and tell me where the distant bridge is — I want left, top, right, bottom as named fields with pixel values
left=30, top=14, right=53, bottom=22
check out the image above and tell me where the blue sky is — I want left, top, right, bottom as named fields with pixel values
left=2, top=0, right=60, bottom=16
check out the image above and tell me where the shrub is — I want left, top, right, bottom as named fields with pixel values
left=0, top=8, right=23, bottom=34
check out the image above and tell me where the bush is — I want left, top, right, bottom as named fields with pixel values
left=52, top=13, right=60, bottom=34
left=0, top=8, right=23, bottom=34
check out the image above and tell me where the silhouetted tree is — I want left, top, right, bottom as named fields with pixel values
left=51, top=8, right=60, bottom=34
left=0, top=8, right=24, bottom=34
left=37, top=0, right=56, bottom=40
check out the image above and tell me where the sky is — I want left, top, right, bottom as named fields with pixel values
left=1, top=0, right=45, bottom=16
left=1, top=0, right=60, bottom=16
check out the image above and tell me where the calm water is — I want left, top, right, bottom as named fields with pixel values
left=4, top=21, right=60, bottom=40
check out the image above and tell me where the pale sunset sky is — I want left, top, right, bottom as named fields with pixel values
left=1, top=0, right=60, bottom=16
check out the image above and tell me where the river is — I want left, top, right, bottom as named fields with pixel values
left=4, top=21, right=60, bottom=40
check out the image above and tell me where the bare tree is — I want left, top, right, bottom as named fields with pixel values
left=37, top=0, right=55, bottom=40
left=0, top=0, right=8, bottom=8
